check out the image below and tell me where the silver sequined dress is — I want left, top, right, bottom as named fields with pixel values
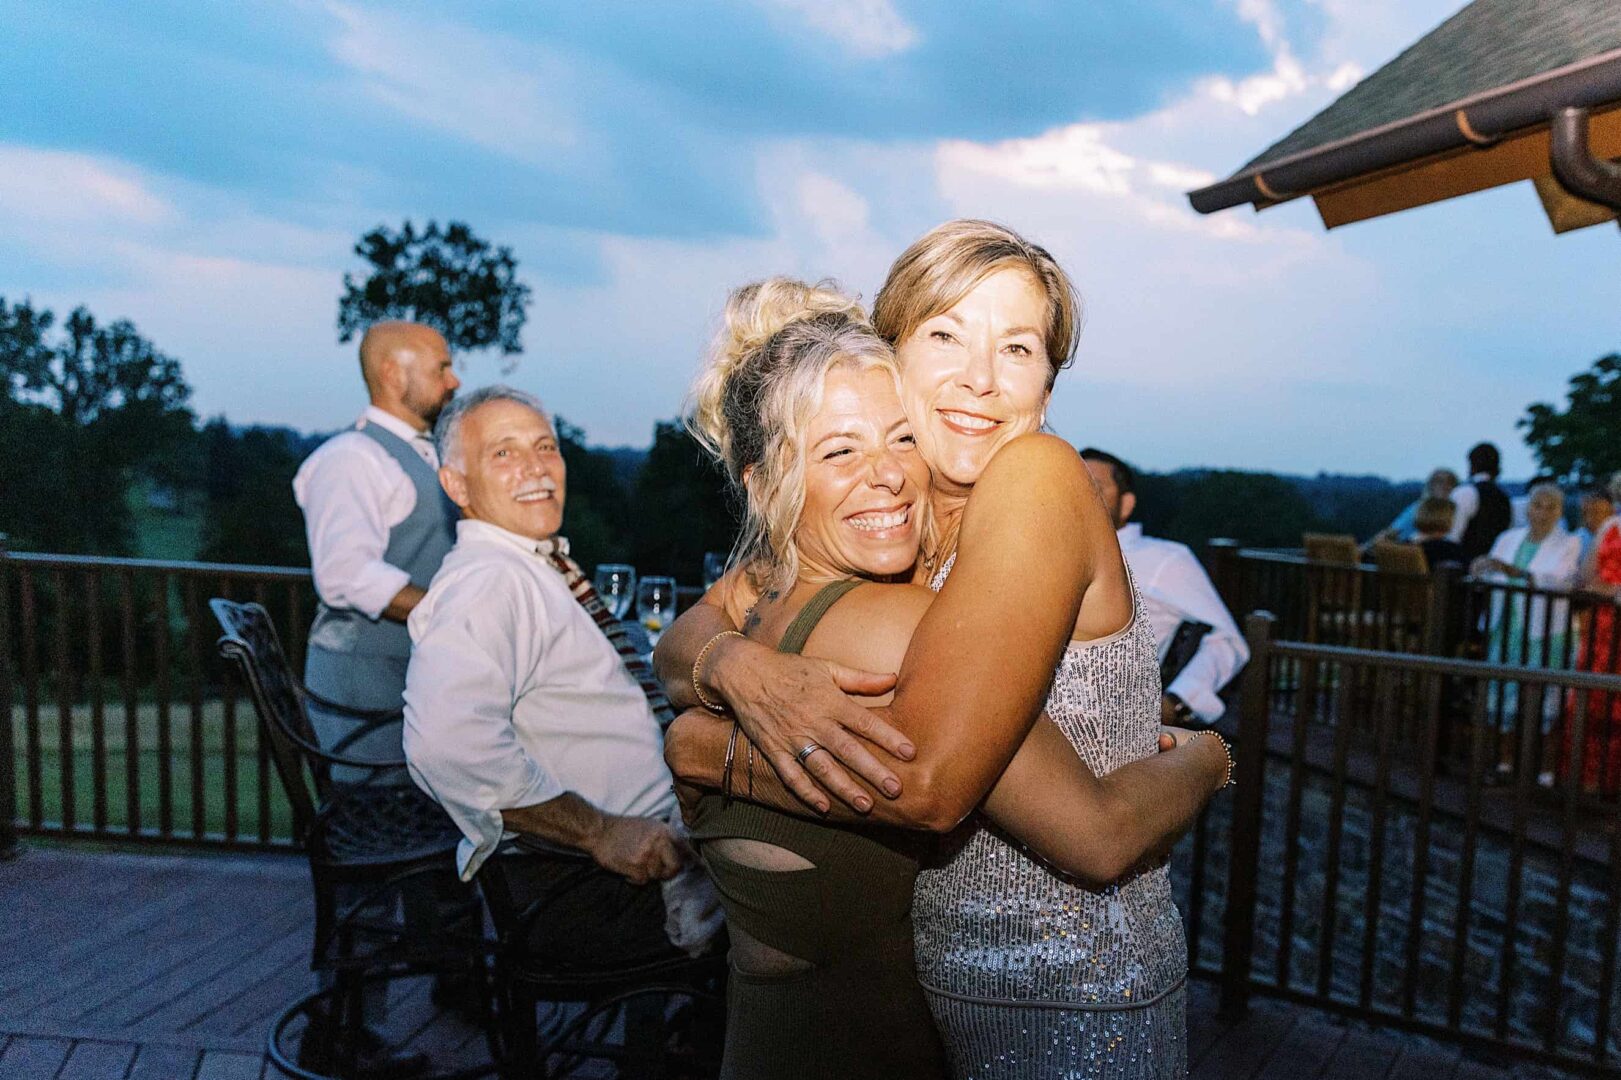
left=914, top=555, right=1188, bottom=1079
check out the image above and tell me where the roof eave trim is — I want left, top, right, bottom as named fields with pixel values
left=1188, top=46, right=1621, bottom=215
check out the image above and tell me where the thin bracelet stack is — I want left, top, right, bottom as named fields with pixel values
left=693, top=630, right=746, bottom=713
left=1188, top=730, right=1236, bottom=789
left=722, top=720, right=741, bottom=804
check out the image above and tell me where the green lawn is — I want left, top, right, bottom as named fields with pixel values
left=11, top=699, right=296, bottom=843
left=128, top=482, right=205, bottom=561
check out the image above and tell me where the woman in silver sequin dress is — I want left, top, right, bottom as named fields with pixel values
left=657, top=221, right=1230, bottom=1078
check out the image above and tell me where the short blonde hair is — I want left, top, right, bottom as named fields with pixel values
left=688, top=278, right=910, bottom=593
left=872, top=219, right=1082, bottom=386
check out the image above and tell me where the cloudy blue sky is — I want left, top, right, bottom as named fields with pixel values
left=3, top=0, right=1616, bottom=479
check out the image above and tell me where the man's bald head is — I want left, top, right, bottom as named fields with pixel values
left=357, top=321, right=460, bottom=428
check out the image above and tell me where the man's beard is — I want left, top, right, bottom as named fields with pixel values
left=414, top=388, right=454, bottom=427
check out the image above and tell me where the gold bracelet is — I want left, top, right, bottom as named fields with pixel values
left=1190, top=730, right=1236, bottom=789
left=693, top=630, right=745, bottom=713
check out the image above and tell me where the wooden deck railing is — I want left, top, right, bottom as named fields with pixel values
left=1211, top=613, right=1621, bottom=1074
left=1, top=549, right=315, bottom=851
left=8, top=547, right=1621, bottom=1071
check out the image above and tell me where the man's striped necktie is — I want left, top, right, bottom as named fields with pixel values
left=535, top=537, right=675, bottom=726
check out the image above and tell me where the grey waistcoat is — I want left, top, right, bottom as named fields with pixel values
left=306, top=421, right=458, bottom=663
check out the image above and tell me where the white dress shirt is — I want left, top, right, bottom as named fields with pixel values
left=1447, top=474, right=1491, bottom=543
left=292, top=407, right=439, bottom=620
left=1117, top=523, right=1250, bottom=723
left=403, top=519, right=675, bottom=881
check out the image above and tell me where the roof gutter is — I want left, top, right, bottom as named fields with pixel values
left=1188, top=47, right=1621, bottom=214
left=1550, top=106, right=1621, bottom=213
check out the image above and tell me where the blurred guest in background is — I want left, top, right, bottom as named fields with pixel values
left=1576, top=488, right=1615, bottom=564
left=1509, top=474, right=1561, bottom=528
left=1472, top=483, right=1580, bottom=783
left=1372, top=467, right=1458, bottom=545
left=1451, top=442, right=1511, bottom=562
left=1082, top=448, right=1248, bottom=726
left=294, top=322, right=461, bottom=767
left=1564, top=486, right=1621, bottom=796
left=1413, top=497, right=1465, bottom=569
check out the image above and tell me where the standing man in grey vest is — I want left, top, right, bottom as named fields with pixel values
left=295, top=321, right=461, bottom=759
left=291, top=320, right=459, bottom=1079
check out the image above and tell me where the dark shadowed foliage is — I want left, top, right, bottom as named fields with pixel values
left=552, top=416, right=635, bottom=572
left=1521, top=352, right=1621, bottom=486
left=629, top=421, right=739, bottom=583
left=1133, top=469, right=1319, bottom=548
left=337, top=220, right=532, bottom=358
left=196, top=419, right=316, bottom=567
left=0, top=299, right=196, bottom=555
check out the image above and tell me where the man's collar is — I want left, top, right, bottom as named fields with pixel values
left=456, top=518, right=567, bottom=556
left=1116, top=522, right=1145, bottom=548
left=360, top=405, right=431, bottom=442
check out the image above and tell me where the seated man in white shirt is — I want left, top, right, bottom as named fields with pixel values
left=404, top=385, right=717, bottom=971
left=1081, top=448, right=1250, bottom=726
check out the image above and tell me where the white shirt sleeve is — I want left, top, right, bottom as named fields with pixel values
left=292, top=438, right=414, bottom=620
left=403, top=564, right=564, bottom=880
left=1155, top=547, right=1251, bottom=723
left=1448, top=485, right=1480, bottom=544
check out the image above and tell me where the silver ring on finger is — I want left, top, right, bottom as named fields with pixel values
left=795, top=741, right=824, bottom=765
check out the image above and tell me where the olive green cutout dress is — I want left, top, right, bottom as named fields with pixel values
left=690, top=578, right=947, bottom=1079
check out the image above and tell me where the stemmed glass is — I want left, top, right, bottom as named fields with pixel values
left=702, top=552, right=728, bottom=591
left=593, top=564, right=637, bottom=619
left=636, top=576, right=678, bottom=646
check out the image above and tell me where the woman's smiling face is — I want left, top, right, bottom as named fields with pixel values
left=792, top=364, right=928, bottom=582
left=894, top=266, right=1053, bottom=495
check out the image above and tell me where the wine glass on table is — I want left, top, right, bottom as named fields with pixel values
left=637, top=576, right=678, bottom=647
left=594, top=564, right=636, bottom=619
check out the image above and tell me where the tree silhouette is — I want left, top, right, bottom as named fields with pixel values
left=0, top=298, right=195, bottom=554
left=0, top=299, right=189, bottom=425
left=630, top=420, right=739, bottom=582
left=1521, top=353, right=1621, bottom=486
left=337, top=220, right=531, bottom=359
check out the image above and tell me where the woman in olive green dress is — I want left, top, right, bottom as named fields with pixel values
left=679, top=277, right=947, bottom=1078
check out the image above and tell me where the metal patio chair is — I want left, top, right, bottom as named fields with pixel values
left=211, top=599, right=493, bottom=1079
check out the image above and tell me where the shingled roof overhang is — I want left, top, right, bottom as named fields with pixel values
left=1187, top=0, right=1621, bottom=230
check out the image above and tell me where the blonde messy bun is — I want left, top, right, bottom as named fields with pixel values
left=689, top=278, right=866, bottom=478
left=685, top=277, right=898, bottom=592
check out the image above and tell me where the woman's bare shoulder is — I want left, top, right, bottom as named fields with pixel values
left=976, top=432, right=1088, bottom=496
left=802, top=581, right=934, bottom=676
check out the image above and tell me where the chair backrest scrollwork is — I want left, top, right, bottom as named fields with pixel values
left=209, top=599, right=322, bottom=841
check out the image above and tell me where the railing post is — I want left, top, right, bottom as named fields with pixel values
left=1424, top=562, right=1462, bottom=657
left=1220, top=611, right=1275, bottom=1019
left=1206, top=538, right=1244, bottom=615
left=0, top=537, right=18, bottom=860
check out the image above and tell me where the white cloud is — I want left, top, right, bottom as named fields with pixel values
left=322, top=2, right=585, bottom=166
left=0, top=147, right=173, bottom=229
left=756, top=0, right=919, bottom=58
left=939, top=126, right=1137, bottom=196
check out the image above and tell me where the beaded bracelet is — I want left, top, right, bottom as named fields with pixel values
left=1189, top=730, right=1236, bottom=789
left=693, top=630, right=746, bottom=713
